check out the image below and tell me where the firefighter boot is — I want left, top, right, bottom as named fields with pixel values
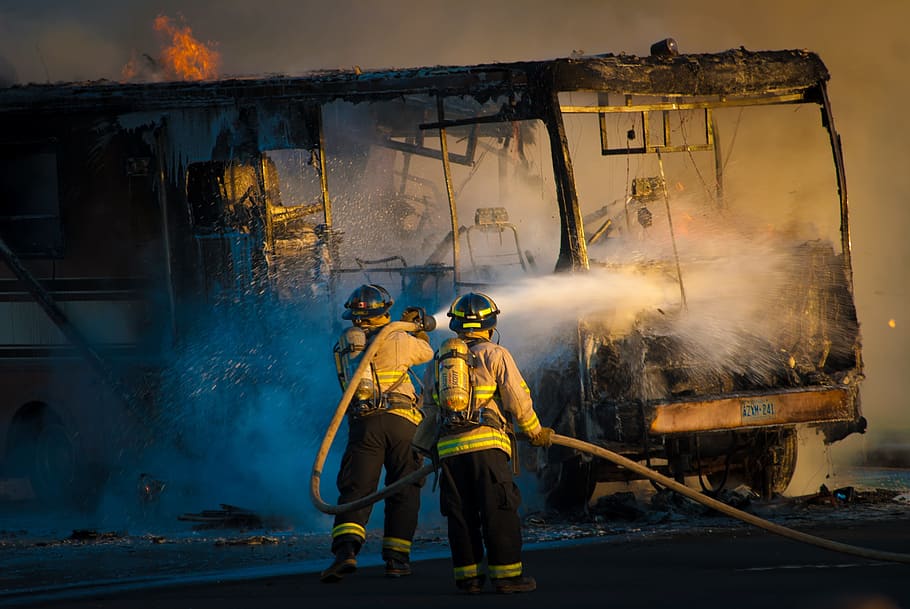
left=492, top=575, right=537, bottom=594
left=455, top=575, right=486, bottom=594
left=383, top=552, right=411, bottom=577
left=384, top=557, right=412, bottom=578
left=320, top=543, right=358, bottom=583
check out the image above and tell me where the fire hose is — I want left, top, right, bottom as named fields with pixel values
left=311, top=321, right=910, bottom=564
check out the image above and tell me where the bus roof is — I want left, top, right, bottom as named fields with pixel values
left=0, top=47, right=829, bottom=117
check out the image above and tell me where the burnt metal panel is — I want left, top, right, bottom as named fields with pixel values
left=550, top=48, right=828, bottom=97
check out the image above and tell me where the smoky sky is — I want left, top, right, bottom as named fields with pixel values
left=0, top=0, right=906, bottom=440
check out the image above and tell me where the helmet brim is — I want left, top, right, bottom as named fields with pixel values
left=449, top=316, right=496, bottom=332
left=343, top=305, right=391, bottom=321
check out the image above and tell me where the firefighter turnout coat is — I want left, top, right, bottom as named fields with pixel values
left=330, top=324, right=434, bottom=561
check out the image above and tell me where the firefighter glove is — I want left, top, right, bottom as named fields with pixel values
left=401, top=307, right=422, bottom=323
left=528, top=427, right=554, bottom=448
left=401, top=306, right=437, bottom=333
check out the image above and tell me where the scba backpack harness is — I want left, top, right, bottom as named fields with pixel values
left=434, top=336, right=505, bottom=430
left=334, top=326, right=415, bottom=417
left=435, top=337, right=475, bottom=426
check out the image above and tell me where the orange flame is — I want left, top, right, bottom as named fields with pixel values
left=153, top=14, right=220, bottom=81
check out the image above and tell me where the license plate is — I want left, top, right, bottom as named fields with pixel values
left=741, top=398, right=776, bottom=421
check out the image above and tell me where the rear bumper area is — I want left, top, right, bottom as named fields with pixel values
left=648, top=385, right=859, bottom=435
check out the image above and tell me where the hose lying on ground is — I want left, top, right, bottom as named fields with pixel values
left=311, top=322, right=910, bottom=563
left=552, top=433, right=910, bottom=565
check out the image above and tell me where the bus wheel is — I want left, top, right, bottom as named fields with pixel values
left=747, top=428, right=799, bottom=499
left=6, top=407, right=79, bottom=508
left=700, top=429, right=798, bottom=499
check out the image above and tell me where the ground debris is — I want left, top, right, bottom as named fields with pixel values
left=530, top=485, right=762, bottom=531
left=178, top=504, right=289, bottom=531
left=590, top=491, right=648, bottom=520
left=525, top=482, right=909, bottom=541
left=714, top=485, right=760, bottom=509
left=522, top=511, right=616, bottom=541
left=796, top=485, right=903, bottom=506
left=67, top=529, right=126, bottom=542
left=851, top=488, right=903, bottom=504
left=649, top=488, right=710, bottom=517
left=214, top=535, right=280, bottom=546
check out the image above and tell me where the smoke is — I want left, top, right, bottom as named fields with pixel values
left=77, top=299, right=351, bottom=534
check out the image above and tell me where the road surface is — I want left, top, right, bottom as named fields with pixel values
left=3, top=514, right=908, bottom=609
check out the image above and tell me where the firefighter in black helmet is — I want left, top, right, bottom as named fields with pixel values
left=414, top=292, right=554, bottom=594
left=321, top=284, right=435, bottom=583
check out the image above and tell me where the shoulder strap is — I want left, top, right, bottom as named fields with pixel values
left=363, top=327, right=415, bottom=399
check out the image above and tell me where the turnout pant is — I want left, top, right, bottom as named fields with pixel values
left=332, top=412, right=423, bottom=560
left=439, top=448, right=524, bottom=581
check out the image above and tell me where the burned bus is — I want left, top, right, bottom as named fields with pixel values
left=0, top=40, right=863, bottom=510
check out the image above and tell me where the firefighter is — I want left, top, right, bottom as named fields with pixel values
left=414, top=292, right=554, bottom=594
left=321, top=284, right=435, bottom=583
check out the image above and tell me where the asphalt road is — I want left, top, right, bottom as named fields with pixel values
left=7, top=516, right=909, bottom=609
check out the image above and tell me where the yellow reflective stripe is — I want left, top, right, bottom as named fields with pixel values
left=332, top=522, right=366, bottom=541
left=474, top=384, right=496, bottom=399
left=450, top=307, right=491, bottom=318
left=376, top=371, right=406, bottom=381
left=382, top=537, right=412, bottom=554
left=516, top=411, right=540, bottom=434
left=454, top=563, right=483, bottom=579
left=521, top=381, right=531, bottom=394
left=463, top=322, right=481, bottom=328
left=387, top=408, right=422, bottom=425
left=438, top=427, right=511, bottom=458
left=489, top=562, right=522, bottom=579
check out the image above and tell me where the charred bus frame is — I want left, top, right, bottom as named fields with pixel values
left=0, top=43, right=863, bottom=508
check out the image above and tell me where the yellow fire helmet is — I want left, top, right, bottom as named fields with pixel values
left=447, top=292, right=500, bottom=331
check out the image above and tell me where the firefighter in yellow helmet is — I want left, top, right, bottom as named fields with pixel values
left=415, top=292, right=554, bottom=594
left=321, top=284, right=435, bottom=583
